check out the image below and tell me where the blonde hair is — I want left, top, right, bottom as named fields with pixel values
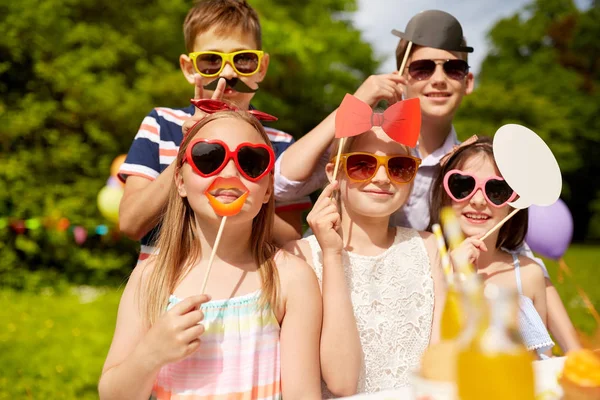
left=142, top=112, right=278, bottom=324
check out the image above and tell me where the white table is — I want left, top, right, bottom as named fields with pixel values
left=340, top=357, right=565, bottom=400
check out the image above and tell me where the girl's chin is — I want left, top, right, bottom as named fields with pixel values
left=348, top=206, right=397, bottom=219
left=461, top=224, right=488, bottom=237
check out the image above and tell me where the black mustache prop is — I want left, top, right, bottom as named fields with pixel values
left=203, top=78, right=258, bottom=93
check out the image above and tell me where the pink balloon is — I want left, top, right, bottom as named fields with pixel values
left=73, top=226, right=88, bottom=245
left=525, top=199, right=573, bottom=260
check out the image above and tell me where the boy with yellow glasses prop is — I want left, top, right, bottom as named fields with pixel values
left=189, top=50, right=264, bottom=77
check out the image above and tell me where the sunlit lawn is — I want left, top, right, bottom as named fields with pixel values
left=1, top=245, right=598, bottom=399
left=0, top=286, right=122, bottom=399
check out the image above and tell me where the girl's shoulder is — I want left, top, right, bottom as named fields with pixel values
left=282, top=236, right=319, bottom=272
left=410, top=228, right=436, bottom=254
left=517, top=255, right=546, bottom=283
left=274, top=248, right=317, bottom=284
left=282, top=237, right=314, bottom=259
left=273, top=248, right=321, bottom=310
left=126, top=256, right=158, bottom=294
left=394, top=226, right=434, bottom=246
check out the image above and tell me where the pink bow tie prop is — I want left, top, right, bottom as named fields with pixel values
left=335, top=94, right=421, bottom=147
left=190, top=99, right=278, bottom=122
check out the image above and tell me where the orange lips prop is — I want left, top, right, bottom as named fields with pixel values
left=204, top=177, right=249, bottom=217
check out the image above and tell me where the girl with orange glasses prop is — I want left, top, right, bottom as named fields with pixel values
left=285, top=95, right=446, bottom=395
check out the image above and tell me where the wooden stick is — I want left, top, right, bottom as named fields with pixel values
left=397, top=41, right=413, bottom=75
left=331, top=137, right=345, bottom=183
left=200, top=216, right=227, bottom=293
left=480, top=208, right=520, bottom=241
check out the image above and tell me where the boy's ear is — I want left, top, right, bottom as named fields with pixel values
left=180, top=54, right=196, bottom=85
left=176, top=168, right=188, bottom=198
left=255, top=53, right=270, bottom=83
left=464, top=71, right=474, bottom=95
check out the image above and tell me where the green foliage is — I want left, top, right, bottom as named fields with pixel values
left=455, top=0, right=600, bottom=240
left=0, top=0, right=378, bottom=286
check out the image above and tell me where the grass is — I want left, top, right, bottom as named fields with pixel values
left=541, top=245, right=600, bottom=338
left=0, top=286, right=122, bottom=399
left=0, top=245, right=598, bottom=399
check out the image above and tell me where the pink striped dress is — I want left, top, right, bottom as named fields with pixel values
left=151, top=290, right=281, bottom=400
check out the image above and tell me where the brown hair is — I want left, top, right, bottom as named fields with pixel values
left=183, top=0, right=262, bottom=53
left=428, top=136, right=528, bottom=250
left=142, top=111, right=278, bottom=324
left=395, top=39, right=470, bottom=71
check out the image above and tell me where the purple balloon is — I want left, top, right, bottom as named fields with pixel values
left=525, top=199, right=573, bottom=260
left=106, top=176, right=122, bottom=189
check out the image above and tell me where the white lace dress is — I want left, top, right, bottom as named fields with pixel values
left=305, top=227, right=434, bottom=396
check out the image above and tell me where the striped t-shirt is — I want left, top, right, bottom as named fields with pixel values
left=118, top=104, right=311, bottom=251
left=151, top=291, right=281, bottom=400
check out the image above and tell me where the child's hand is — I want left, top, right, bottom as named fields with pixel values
left=353, top=73, right=406, bottom=107
left=307, top=181, right=342, bottom=255
left=450, top=236, right=487, bottom=269
left=139, top=294, right=211, bottom=368
left=182, top=77, right=226, bottom=136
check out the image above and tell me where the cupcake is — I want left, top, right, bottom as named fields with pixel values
left=559, top=349, right=600, bottom=400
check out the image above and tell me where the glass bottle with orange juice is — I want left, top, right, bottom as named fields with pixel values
left=440, top=283, right=464, bottom=340
left=457, top=284, right=535, bottom=400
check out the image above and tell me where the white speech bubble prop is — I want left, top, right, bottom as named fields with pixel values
left=479, top=124, right=562, bottom=242
left=493, top=124, right=562, bottom=208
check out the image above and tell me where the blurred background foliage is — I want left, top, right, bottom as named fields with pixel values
left=0, top=0, right=378, bottom=288
left=0, top=0, right=598, bottom=287
left=1, top=0, right=599, bottom=398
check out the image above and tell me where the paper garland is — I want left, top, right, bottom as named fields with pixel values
left=0, top=216, right=120, bottom=245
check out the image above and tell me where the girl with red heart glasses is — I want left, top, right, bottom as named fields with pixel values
left=101, top=111, right=322, bottom=400
left=285, top=127, right=445, bottom=395
left=184, top=138, right=275, bottom=182
left=429, top=136, right=555, bottom=359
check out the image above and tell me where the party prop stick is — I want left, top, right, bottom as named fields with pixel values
left=397, top=41, right=412, bottom=76
left=201, top=216, right=227, bottom=294
left=331, top=138, right=346, bottom=182
left=480, top=124, right=562, bottom=241
left=440, top=207, right=474, bottom=276
left=479, top=208, right=520, bottom=242
left=432, top=223, right=453, bottom=284
left=201, top=177, right=249, bottom=293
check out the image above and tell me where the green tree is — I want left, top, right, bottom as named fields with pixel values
left=454, top=0, right=600, bottom=241
left=0, top=0, right=378, bottom=287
